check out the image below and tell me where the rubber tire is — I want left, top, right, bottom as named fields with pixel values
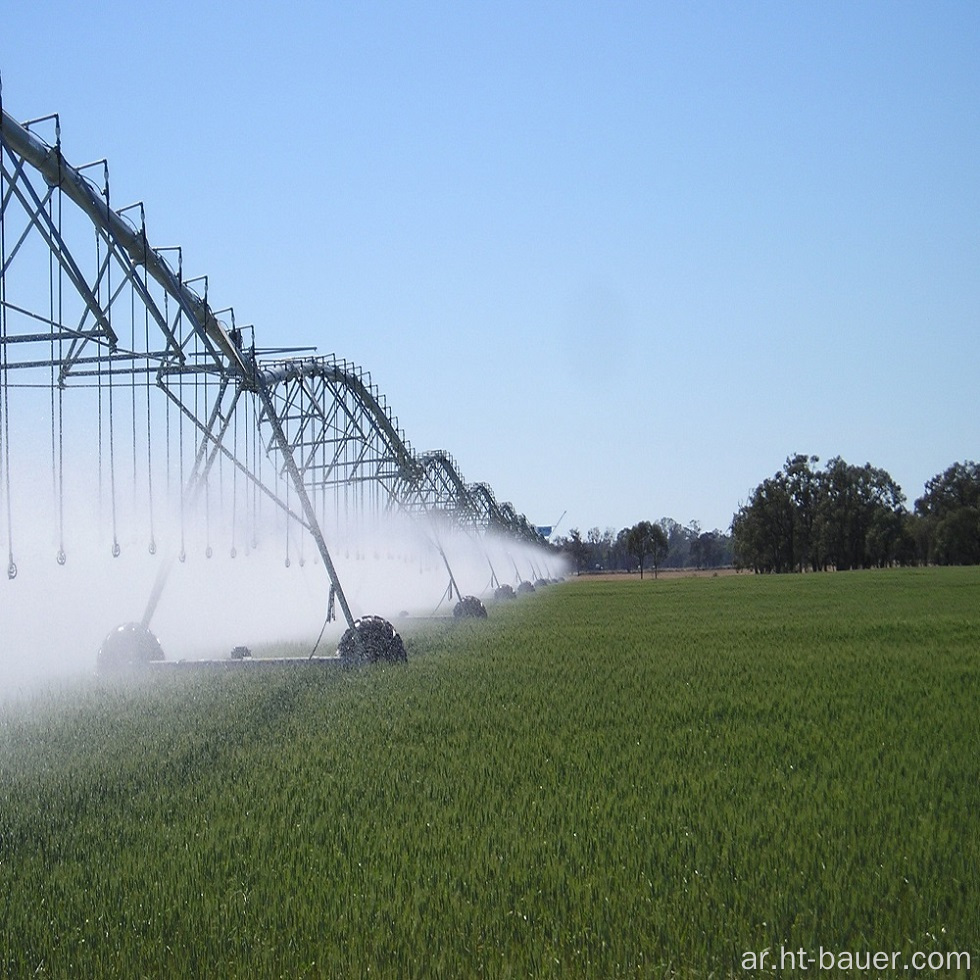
left=338, top=616, right=407, bottom=666
left=97, top=622, right=165, bottom=672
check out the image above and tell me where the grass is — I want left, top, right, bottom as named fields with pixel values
left=1, top=567, right=978, bottom=977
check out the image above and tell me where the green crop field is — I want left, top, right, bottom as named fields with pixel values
left=1, top=568, right=978, bottom=978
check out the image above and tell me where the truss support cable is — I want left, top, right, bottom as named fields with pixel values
left=130, top=276, right=138, bottom=521
left=284, top=455, right=291, bottom=568
left=0, top=90, right=15, bottom=579
left=144, top=266, right=156, bottom=555
left=178, top=362, right=186, bottom=563
left=230, top=392, right=238, bottom=558
left=48, top=179, right=66, bottom=565
left=56, top=175, right=65, bottom=564
left=107, top=349, right=120, bottom=557
left=254, top=385, right=262, bottom=545
left=102, top=170, right=120, bottom=558
left=204, top=371, right=212, bottom=559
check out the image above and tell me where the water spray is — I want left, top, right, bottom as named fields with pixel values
left=0, top=98, right=562, bottom=678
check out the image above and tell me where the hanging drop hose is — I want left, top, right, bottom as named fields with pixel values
left=108, top=339, right=120, bottom=557
left=178, top=321, right=186, bottom=564
left=0, top=84, right=15, bottom=580
left=144, top=251, right=156, bottom=555
left=284, top=464, right=291, bottom=568
left=46, top=182, right=66, bottom=566
left=56, top=172, right=66, bottom=566
left=230, top=400, right=238, bottom=557
left=99, top=162, right=121, bottom=558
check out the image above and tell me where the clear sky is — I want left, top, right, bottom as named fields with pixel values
left=2, top=1, right=977, bottom=537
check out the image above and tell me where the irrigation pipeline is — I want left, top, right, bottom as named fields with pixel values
left=1, top=95, right=553, bottom=660
left=0, top=105, right=248, bottom=381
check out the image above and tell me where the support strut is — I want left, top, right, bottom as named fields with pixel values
left=255, top=380, right=355, bottom=630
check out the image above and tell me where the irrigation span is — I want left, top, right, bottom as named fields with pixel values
left=0, top=95, right=558, bottom=675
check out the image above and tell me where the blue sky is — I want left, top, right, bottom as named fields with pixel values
left=2, top=1, right=977, bottom=536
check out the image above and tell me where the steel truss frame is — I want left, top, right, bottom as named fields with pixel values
left=1, top=100, right=543, bottom=629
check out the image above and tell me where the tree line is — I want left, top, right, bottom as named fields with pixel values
left=552, top=456, right=980, bottom=577
left=555, top=519, right=733, bottom=578
left=731, top=455, right=980, bottom=573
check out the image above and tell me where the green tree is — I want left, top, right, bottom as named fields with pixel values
left=563, top=528, right=590, bottom=574
left=648, top=523, right=669, bottom=578
left=815, top=458, right=905, bottom=570
left=613, top=527, right=634, bottom=572
left=731, top=472, right=796, bottom=572
left=917, top=460, right=980, bottom=514
left=914, top=461, right=980, bottom=565
left=587, top=527, right=614, bottom=570
left=732, top=454, right=907, bottom=573
left=933, top=507, right=980, bottom=565
left=783, top=453, right=821, bottom=571
left=657, top=517, right=690, bottom=568
left=695, top=530, right=724, bottom=569
left=626, top=521, right=669, bottom=579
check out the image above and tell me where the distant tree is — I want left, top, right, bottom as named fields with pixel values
left=905, top=511, right=933, bottom=566
left=916, top=460, right=980, bottom=515
left=730, top=503, right=758, bottom=572
left=626, top=522, right=648, bottom=579
left=688, top=522, right=731, bottom=570
left=564, top=528, right=590, bottom=574
left=783, top=453, right=821, bottom=571
left=625, top=521, right=669, bottom=579
left=587, top=527, right=607, bottom=570
left=657, top=517, right=690, bottom=568
left=626, top=522, right=651, bottom=579
left=914, top=461, right=980, bottom=565
left=933, top=507, right=980, bottom=565
left=562, top=517, right=731, bottom=573
left=601, top=527, right=618, bottom=569
left=732, top=454, right=907, bottom=573
left=687, top=520, right=703, bottom=568
left=649, top=523, right=669, bottom=578
left=731, top=472, right=796, bottom=572
left=815, top=457, right=905, bottom=570
left=695, top=530, right=724, bottom=569
left=614, top=527, right=635, bottom=572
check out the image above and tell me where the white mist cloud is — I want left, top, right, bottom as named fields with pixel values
left=0, top=470, right=566, bottom=695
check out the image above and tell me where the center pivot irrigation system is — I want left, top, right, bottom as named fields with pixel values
left=0, top=93, right=558, bottom=672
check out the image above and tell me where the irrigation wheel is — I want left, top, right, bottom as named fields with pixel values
left=97, top=622, right=165, bottom=672
left=453, top=595, right=488, bottom=619
left=338, top=616, right=407, bottom=666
